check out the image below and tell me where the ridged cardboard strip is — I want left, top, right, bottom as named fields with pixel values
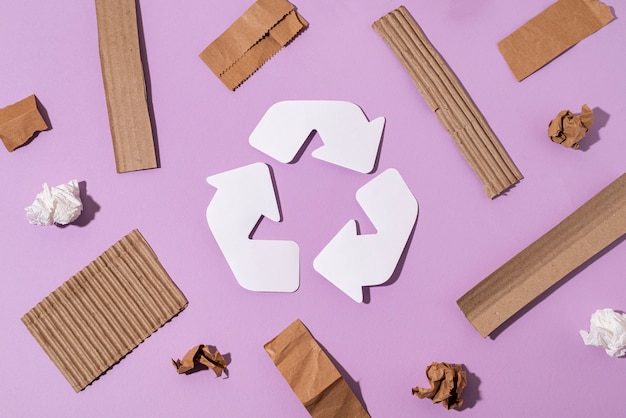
left=373, top=6, right=522, bottom=198
left=22, top=229, right=188, bottom=392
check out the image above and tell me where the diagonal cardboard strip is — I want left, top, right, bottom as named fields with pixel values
left=373, top=7, right=522, bottom=199
left=498, top=0, right=614, bottom=81
left=95, top=0, right=158, bottom=173
left=0, top=95, right=48, bottom=152
left=200, top=0, right=308, bottom=90
left=458, top=173, right=626, bottom=337
left=264, top=319, right=370, bottom=417
left=22, top=229, right=188, bottom=392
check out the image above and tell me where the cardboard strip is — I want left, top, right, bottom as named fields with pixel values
left=264, top=319, right=370, bottom=417
left=0, top=95, right=48, bottom=152
left=22, top=229, right=188, bottom=392
left=457, top=173, right=626, bottom=337
left=200, top=0, right=308, bottom=90
left=95, top=0, right=158, bottom=173
left=373, top=7, right=522, bottom=199
left=498, top=0, right=614, bottom=81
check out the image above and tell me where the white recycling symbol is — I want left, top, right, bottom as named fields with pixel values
left=206, top=100, right=418, bottom=303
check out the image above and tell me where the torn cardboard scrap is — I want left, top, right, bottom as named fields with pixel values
left=199, top=0, right=308, bottom=90
left=173, top=345, right=227, bottom=377
left=458, top=173, right=626, bottom=338
left=373, top=7, right=522, bottom=199
left=264, top=319, right=370, bottom=418
left=95, top=0, right=157, bottom=173
left=548, top=105, right=594, bottom=149
left=22, top=229, right=188, bottom=392
left=412, top=362, right=467, bottom=410
left=0, top=95, right=48, bottom=152
left=498, top=0, right=614, bottom=81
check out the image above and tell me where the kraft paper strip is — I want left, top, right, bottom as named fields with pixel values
left=498, top=0, right=614, bottom=81
left=264, top=319, right=370, bottom=417
left=0, top=95, right=48, bottom=152
left=95, top=0, right=158, bottom=173
left=22, top=229, right=188, bottom=392
left=457, top=173, right=626, bottom=337
left=200, top=0, right=308, bottom=90
left=373, top=6, right=522, bottom=199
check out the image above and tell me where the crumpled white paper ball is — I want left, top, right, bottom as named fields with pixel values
left=25, top=179, right=83, bottom=226
left=580, top=308, right=626, bottom=357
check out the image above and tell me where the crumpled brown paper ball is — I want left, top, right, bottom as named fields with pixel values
left=547, top=104, right=594, bottom=149
left=412, top=362, right=467, bottom=410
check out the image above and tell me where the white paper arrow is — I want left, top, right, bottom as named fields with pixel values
left=249, top=101, right=385, bottom=173
left=206, top=162, right=299, bottom=292
left=313, top=169, right=418, bottom=302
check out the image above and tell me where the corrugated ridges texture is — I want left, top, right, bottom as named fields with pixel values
left=21, top=229, right=188, bottom=392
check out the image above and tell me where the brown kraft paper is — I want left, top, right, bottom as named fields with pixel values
left=548, top=104, right=594, bottom=149
left=173, top=345, right=227, bottom=377
left=0, top=95, right=48, bottom=152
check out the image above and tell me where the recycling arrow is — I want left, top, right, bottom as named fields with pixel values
left=206, top=162, right=299, bottom=292
left=313, top=168, right=418, bottom=302
left=249, top=100, right=385, bottom=173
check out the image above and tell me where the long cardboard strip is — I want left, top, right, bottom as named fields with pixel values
left=264, top=319, right=370, bottom=417
left=457, top=173, right=626, bottom=337
left=0, top=95, right=48, bottom=152
left=22, top=229, right=188, bottom=392
left=373, top=7, right=522, bottom=199
left=200, top=0, right=307, bottom=90
left=498, top=0, right=614, bottom=81
left=95, top=0, right=157, bottom=173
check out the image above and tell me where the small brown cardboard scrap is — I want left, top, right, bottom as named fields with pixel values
left=22, top=229, right=188, bottom=392
left=373, top=7, right=522, bottom=199
left=264, top=319, right=370, bottom=418
left=458, top=173, right=626, bottom=337
left=548, top=104, right=594, bottom=149
left=199, top=0, right=308, bottom=90
left=412, top=362, right=467, bottom=410
left=498, top=0, right=614, bottom=81
left=0, top=95, right=48, bottom=152
left=95, top=0, right=158, bottom=173
left=173, top=345, right=227, bottom=377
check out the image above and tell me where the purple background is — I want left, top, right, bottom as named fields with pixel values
left=2, top=1, right=625, bottom=416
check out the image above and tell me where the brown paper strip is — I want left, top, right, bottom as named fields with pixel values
left=264, top=319, right=369, bottom=418
left=0, top=95, right=48, bottom=152
left=200, top=0, right=308, bottom=90
left=22, top=229, right=188, bottom=392
left=373, top=7, right=522, bottom=199
left=95, top=0, right=157, bottom=173
left=458, top=173, right=626, bottom=337
left=498, top=0, right=614, bottom=81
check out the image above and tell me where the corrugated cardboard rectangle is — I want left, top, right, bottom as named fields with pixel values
left=457, top=173, right=626, bottom=337
left=373, top=6, right=522, bottom=198
left=0, top=94, right=48, bottom=152
left=22, top=229, right=188, bottom=392
left=95, top=0, right=158, bottom=173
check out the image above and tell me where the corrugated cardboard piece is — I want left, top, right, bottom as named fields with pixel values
left=264, top=319, right=370, bottom=417
left=373, top=7, right=522, bottom=199
left=498, top=0, right=614, bottom=81
left=458, top=173, right=626, bottom=337
left=0, top=95, right=48, bottom=152
left=22, top=229, right=188, bottom=392
left=200, top=0, right=308, bottom=90
left=95, top=0, right=158, bottom=173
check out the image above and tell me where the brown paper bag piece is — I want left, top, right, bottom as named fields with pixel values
left=22, top=229, right=188, bottom=392
left=412, top=362, right=467, bottom=410
left=0, top=95, right=48, bottom=152
left=173, top=345, right=227, bottom=377
left=264, top=319, right=370, bottom=418
left=458, top=173, right=626, bottom=337
left=373, top=7, right=522, bottom=199
left=95, top=0, right=158, bottom=173
left=548, top=104, right=594, bottom=149
left=200, top=0, right=308, bottom=90
left=498, top=0, right=614, bottom=81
